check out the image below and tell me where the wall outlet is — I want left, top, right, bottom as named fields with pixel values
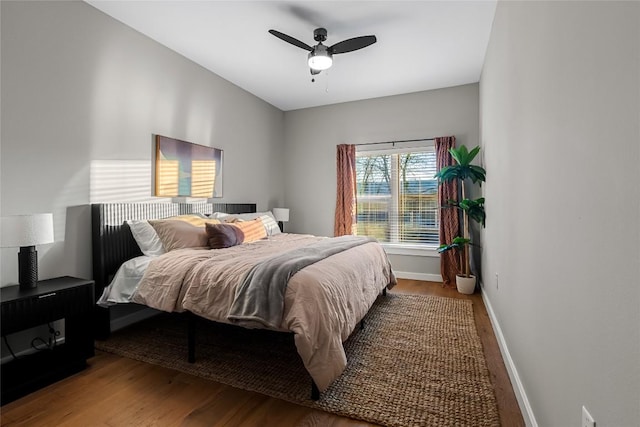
left=582, top=406, right=595, bottom=427
left=495, top=272, right=499, bottom=290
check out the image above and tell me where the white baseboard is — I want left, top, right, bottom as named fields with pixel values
left=110, top=307, right=160, bottom=332
left=481, top=287, right=538, bottom=427
left=393, top=271, right=443, bottom=282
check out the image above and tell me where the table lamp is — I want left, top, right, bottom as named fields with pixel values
left=1, top=213, right=54, bottom=290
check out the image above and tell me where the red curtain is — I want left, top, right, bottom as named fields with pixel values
left=435, top=136, right=459, bottom=286
left=334, top=144, right=357, bottom=236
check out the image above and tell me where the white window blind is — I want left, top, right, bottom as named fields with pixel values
left=355, top=141, right=439, bottom=247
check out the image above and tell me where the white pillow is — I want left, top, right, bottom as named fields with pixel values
left=127, top=220, right=166, bottom=256
left=258, top=214, right=281, bottom=236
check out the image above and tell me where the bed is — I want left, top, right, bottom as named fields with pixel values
left=91, top=202, right=395, bottom=398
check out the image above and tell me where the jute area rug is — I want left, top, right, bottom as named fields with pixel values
left=96, top=294, right=500, bottom=427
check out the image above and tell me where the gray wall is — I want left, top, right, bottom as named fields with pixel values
left=0, top=3, right=480, bottom=285
left=283, top=84, right=479, bottom=279
left=1, top=1, right=284, bottom=286
left=480, top=1, right=639, bottom=426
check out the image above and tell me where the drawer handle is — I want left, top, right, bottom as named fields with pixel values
left=38, top=293, right=57, bottom=299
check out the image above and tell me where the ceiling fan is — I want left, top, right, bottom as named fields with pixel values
left=268, top=28, right=377, bottom=76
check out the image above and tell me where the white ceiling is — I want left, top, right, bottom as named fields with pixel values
left=86, top=1, right=497, bottom=111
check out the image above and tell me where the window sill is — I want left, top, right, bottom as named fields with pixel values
left=381, top=244, right=440, bottom=257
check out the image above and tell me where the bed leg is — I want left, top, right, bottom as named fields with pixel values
left=188, top=313, right=196, bottom=363
left=311, top=381, right=320, bottom=401
left=383, top=287, right=387, bottom=296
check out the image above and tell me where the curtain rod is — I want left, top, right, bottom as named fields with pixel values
left=354, top=137, right=435, bottom=147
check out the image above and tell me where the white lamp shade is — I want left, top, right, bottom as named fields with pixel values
left=1, top=213, right=54, bottom=247
left=308, top=54, right=333, bottom=71
left=308, top=45, right=333, bottom=71
left=272, top=208, right=290, bottom=222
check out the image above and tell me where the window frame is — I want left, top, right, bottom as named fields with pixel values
left=355, top=140, right=439, bottom=254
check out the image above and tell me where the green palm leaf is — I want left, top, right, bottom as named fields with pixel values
left=437, top=236, right=471, bottom=253
left=448, top=145, right=469, bottom=165
left=434, top=147, right=486, bottom=184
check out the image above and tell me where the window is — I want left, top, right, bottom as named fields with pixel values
left=355, top=141, right=439, bottom=248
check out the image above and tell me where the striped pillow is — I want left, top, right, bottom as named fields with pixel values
left=233, top=218, right=267, bottom=243
left=171, top=215, right=220, bottom=227
left=258, top=214, right=281, bottom=236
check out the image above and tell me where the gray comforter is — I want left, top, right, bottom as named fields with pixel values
left=227, top=235, right=375, bottom=328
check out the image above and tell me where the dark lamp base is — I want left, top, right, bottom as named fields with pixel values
left=18, top=246, right=38, bottom=290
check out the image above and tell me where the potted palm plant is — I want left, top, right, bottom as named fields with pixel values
left=434, top=145, right=486, bottom=294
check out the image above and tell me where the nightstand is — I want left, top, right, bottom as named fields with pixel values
left=1, top=276, right=95, bottom=405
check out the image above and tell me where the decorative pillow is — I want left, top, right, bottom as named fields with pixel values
left=205, top=223, right=245, bottom=249
left=257, top=214, right=281, bottom=236
left=149, top=218, right=220, bottom=251
left=222, top=217, right=242, bottom=223
left=126, top=220, right=166, bottom=256
left=234, top=218, right=268, bottom=243
left=170, top=214, right=216, bottom=227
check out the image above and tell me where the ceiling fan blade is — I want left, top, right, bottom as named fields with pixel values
left=268, top=29, right=313, bottom=52
left=329, top=35, right=377, bottom=54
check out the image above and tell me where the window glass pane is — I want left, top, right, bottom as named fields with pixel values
left=355, top=144, right=438, bottom=246
left=356, top=154, right=391, bottom=242
left=398, top=151, right=439, bottom=245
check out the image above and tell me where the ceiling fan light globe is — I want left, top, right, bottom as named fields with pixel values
left=308, top=51, right=332, bottom=71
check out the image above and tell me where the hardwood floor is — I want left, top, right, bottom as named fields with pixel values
left=0, top=280, right=524, bottom=426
